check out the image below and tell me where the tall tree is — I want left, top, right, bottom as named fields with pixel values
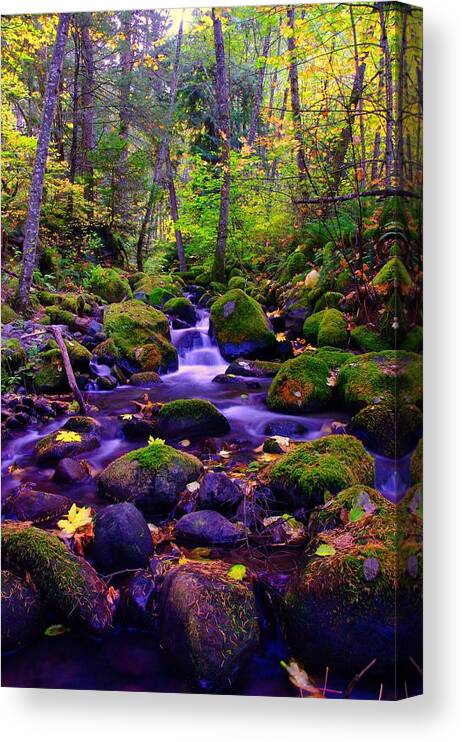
left=80, top=13, right=95, bottom=205
left=287, top=7, right=309, bottom=208
left=19, top=14, right=71, bottom=310
left=212, top=8, right=231, bottom=283
left=247, top=31, right=271, bottom=146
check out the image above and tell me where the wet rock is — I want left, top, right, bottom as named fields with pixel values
left=35, top=415, right=101, bottom=464
left=95, top=374, right=118, bottom=390
left=176, top=330, right=203, bottom=357
left=88, top=503, right=153, bottom=573
left=87, top=319, right=104, bottom=336
left=155, top=399, right=230, bottom=440
left=348, top=402, right=422, bottom=457
left=53, top=458, right=89, bottom=484
left=129, top=371, right=162, bottom=387
left=196, top=471, right=243, bottom=514
left=118, top=569, right=158, bottom=629
left=263, top=420, right=308, bottom=437
left=122, top=416, right=158, bottom=440
left=164, top=297, right=197, bottom=326
left=5, top=413, right=30, bottom=429
left=175, top=510, right=244, bottom=546
left=262, top=437, right=284, bottom=454
left=211, top=374, right=261, bottom=389
left=159, top=561, right=259, bottom=690
left=303, top=308, right=348, bottom=348
left=2, top=523, right=113, bottom=636
left=3, top=488, right=72, bottom=524
left=2, top=571, right=42, bottom=652
left=210, top=289, right=277, bottom=361
left=98, top=442, right=203, bottom=517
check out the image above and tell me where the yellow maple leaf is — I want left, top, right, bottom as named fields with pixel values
left=55, top=430, right=82, bottom=443
left=58, top=503, right=93, bottom=536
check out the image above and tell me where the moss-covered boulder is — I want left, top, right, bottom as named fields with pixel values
left=313, top=291, right=343, bottom=313
left=98, top=442, right=203, bottom=517
left=148, top=286, right=177, bottom=307
left=1, top=338, right=26, bottom=374
left=45, top=339, right=92, bottom=372
left=303, top=308, right=348, bottom=348
left=311, top=346, right=354, bottom=369
left=35, top=416, right=101, bottom=464
left=44, top=306, right=76, bottom=327
left=155, top=399, right=230, bottom=440
left=410, top=439, right=423, bottom=484
left=372, top=256, right=412, bottom=296
left=34, top=349, right=69, bottom=394
left=87, top=266, right=132, bottom=303
left=210, top=289, right=277, bottom=360
left=227, top=276, right=247, bottom=290
left=350, top=325, right=391, bottom=353
left=262, top=435, right=375, bottom=509
left=2, top=523, right=113, bottom=636
left=316, top=484, right=393, bottom=531
left=337, top=351, right=423, bottom=411
left=1, top=570, right=42, bottom=652
left=282, top=250, right=307, bottom=281
left=266, top=353, right=332, bottom=413
left=1, top=303, right=18, bottom=324
left=225, top=358, right=281, bottom=378
left=163, top=296, right=196, bottom=325
left=103, top=300, right=177, bottom=372
left=129, top=371, right=162, bottom=387
left=159, top=561, right=259, bottom=691
left=348, top=403, right=422, bottom=457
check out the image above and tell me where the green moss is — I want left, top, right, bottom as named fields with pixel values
left=265, top=435, right=374, bottom=507
left=129, top=271, right=147, bottom=289
left=210, top=281, right=227, bottom=294
left=372, top=256, right=412, bottom=295
left=1, top=523, right=112, bottom=635
left=228, top=276, right=247, bottom=290
left=45, top=306, right=75, bottom=326
left=103, top=300, right=175, bottom=367
left=34, top=349, right=68, bottom=393
left=148, top=286, right=177, bottom=307
left=228, top=268, right=243, bottom=279
left=410, top=439, right=423, bottom=484
left=1, top=338, right=26, bottom=373
left=38, top=291, right=57, bottom=306
left=337, top=350, right=423, bottom=411
left=313, top=291, right=343, bottom=313
left=282, top=250, right=307, bottom=281
left=1, top=303, right=18, bottom=324
left=348, top=402, right=422, bottom=458
left=335, top=269, right=351, bottom=293
left=47, top=339, right=92, bottom=370
left=351, top=325, right=391, bottom=352
left=87, top=266, right=132, bottom=303
left=60, top=294, right=89, bottom=315
left=267, top=353, right=332, bottom=413
left=312, top=346, right=354, bottom=369
left=210, top=289, right=276, bottom=358
left=317, top=484, right=393, bottom=530
left=127, top=441, right=198, bottom=472
left=164, top=297, right=193, bottom=313
left=302, top=310, right=325, bottom=344
left=93, top=338, right=120, bottom=363
left=318, top=308, right=348, bottom=347
left=400, top=326, right=423, bottom=353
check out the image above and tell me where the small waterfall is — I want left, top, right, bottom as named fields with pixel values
left=170, top=308, right=227, bottom=374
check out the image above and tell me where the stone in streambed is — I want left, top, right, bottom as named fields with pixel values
left=263, top=420, right=308, bottom=437
left=159, top=561, right=259, bottom=691
left=3, top=488, right=72, bottom=524
left=88, top=503, right=153, bottom=573
left=118, top=569, right=158, bottom=630
left=266, top=353, right=332, bottom=413
left=98, top=442, right=203, bottom=516
left=348, top=402, right=422, bottom=457
left=35, top=416, right=101, bottom=464
left=155, top=399, right=230, bottom=440
left=174, top=510, right=243, bottom=546
left=210, top=289, right=277, bottom=361
left=303, top=308, right=348, bottom=348
left=196, top=471, right=243, bottom=514
left=225, top=358, right=281, bottom=378
left=163, top=297, right=197, bottom=326
left=1, top=523, right=113, bottom=636
left=121, top=416, right=158, bottom=440
left=1, top=570, right=42, bottom=652
left=53, top=458, right=89, bottom=483
left=129, top=371, right=162, bottom=387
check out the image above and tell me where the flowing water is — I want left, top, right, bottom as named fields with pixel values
left=1, top=304, right=413, bottom=698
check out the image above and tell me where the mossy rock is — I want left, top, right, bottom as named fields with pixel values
left=311, top=346, right=354, bottom=370
left=49, top=339, right=92, bottom=371
left=129, top=371, right=162, bottom=387
left=45, top=306, right=76, bottom=327
left=93, top=338, right=120, bottom=365
left=34, top=349, right=68, bottom=393
left=210, top=289, right=277, bottom=361
left=1, top=303, right=19, bottom=324
left=1, top=570, right=42, bottom=652
left=225, top=358, right=281, bottom=378
left=262, top=435, right=375, bottom=509
left=316, top=484, right=393, bottom=531
left=129, top=271, right=147, bottom=289
left=104, top=300, right=177, bottom=372
left=228, top=267, right=243, bottom=279
left=283, top=493, right=421, bottom=675
left=410, top=439, right=423, bottom=484
left=1, top=338, right=26, bottom=373
left=60, top=294, right=90, bottom=315
left=350, top=325, right=391, bottom=353
left=156, top=399, right=230, bottom=440
left=228, top=276, right=247, bottom=290
left=303, top=308, right=348, bottom=348
left=335, top=269, right=351, bottom=293
left=313, top=291, right=343, bottom=313
left=148, top=286, right=177, bottom=307
left=400, top=326, right=423, bottom=353
left=2, top=523, right=112, bottom=636
left=337, top=350, right=423, bottom=411
left=98, top=442, right=203, bottom=517
left=87, top=267, right=132, bottom=303
left=348, top=402, right=422, bottom=458
left=282, top=250, right=307, bottom=281
left=163, top=296, right=196, bottom=325
left=159, top=561, right=259, bottom=691
left=39, top=246, right=61, bottom=275
left=266, top=353, right=332, bottom=414
left=35, top=416, right=101, bottom=464
left=372, top=256, right=412, bottom=296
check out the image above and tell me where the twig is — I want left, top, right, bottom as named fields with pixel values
left=323, top=666, right=329, bottom=697
left=343, top=657, right=377, bottom=698
left=409, top=655, right=423, bottom=676
left=49, top=324, right=87, bottom=415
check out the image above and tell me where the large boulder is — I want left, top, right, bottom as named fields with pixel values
left=210, top=289, right=277, bottom=360
left=196, top=471, right=243, bottom=514
left=88, top=503, right=153, bottom=573
left=348, top=402, right=422, bottom=457
left=3, top=488, right=72, bottom=524
left=174, top=510, right=243, bottom=546
left=337, top=351, right=423, bottom=412
left=1, top=570, right=42, bottom=652
left=87, top=266, right=132, bottom=303
left=155, top=399, right=230, bottom=440
left=303, top=308, right=348, bottom=348
left=103, top=300, right=177, bottom=373
left=163, top=297, right=196, bottom=326
left=159, top=561, right=259, bottom=690
left=1, top=523, right=113, bottom=636
left=262, top=435, right=375, bottom=509
left=98, top=442, right=203, bottom=517
left=266, top=353, right=332, bottom=413
left=35, top=416, right=101, bottom=464
left=350, top=325, right=391, bottom=353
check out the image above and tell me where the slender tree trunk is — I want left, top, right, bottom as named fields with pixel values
left=67, top=23, right=80, bottom=216
left=166, top=149, right=186, bottom=271
left=117, top=11, right=135, bottom=227
left=349, top=6, right=366, bottom=188
left=287, top=7, right=308, bottom=200
left=378, top=3, right=394, bottom=186
left=372, top=130, right=381, bottom=181
left=80, top=13, right=95, bottom=206
left=330, top=60, right=366, bottom=194
left=247, top=32, right=271, bottom=146
left=19, top=14, right=71, bottom=311
left=396, top=5, right=409, bottom=188
left=50, top=325, right=88, bottom=414
left=212, top=8, right=231, bottom=283
left=269, top=87, right=289, bottom=182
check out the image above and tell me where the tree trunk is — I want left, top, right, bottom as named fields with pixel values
left=396, top=5, right=409, bottom=188
left=80, top=13, right=95, bottom=205
left=287, top=7, right=308, bottom=202
left=212, top=8, right=231, bottom=283
left=19, top=14, right=71, bottom=311
left=330, top=59, right=366, bottom=194
left=378, top=3, right=394, bottom=186
left=247, top=32, right=271, bottom=146
left=166, top=149, right=186, bottom=271
left=349, top=6, right=366, bottom=189
left=50, top=325, right=87, bottom=415
left=67, top=22, right=80, bottom=216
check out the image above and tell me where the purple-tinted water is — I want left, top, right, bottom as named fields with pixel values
left=1, top=307, right=413, bottom=697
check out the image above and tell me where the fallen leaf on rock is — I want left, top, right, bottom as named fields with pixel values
left=227, top=563, right=247, bottom=580
left=44, top=624, right=70, bottom=637
left=56, top=430, right=82, bottom=443
left=315, top=543, right=336, bottom=557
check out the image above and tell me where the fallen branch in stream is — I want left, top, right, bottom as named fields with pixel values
left=342, top=657, right=377, bottom=698
left=49, top=324, right=88, bottom=415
